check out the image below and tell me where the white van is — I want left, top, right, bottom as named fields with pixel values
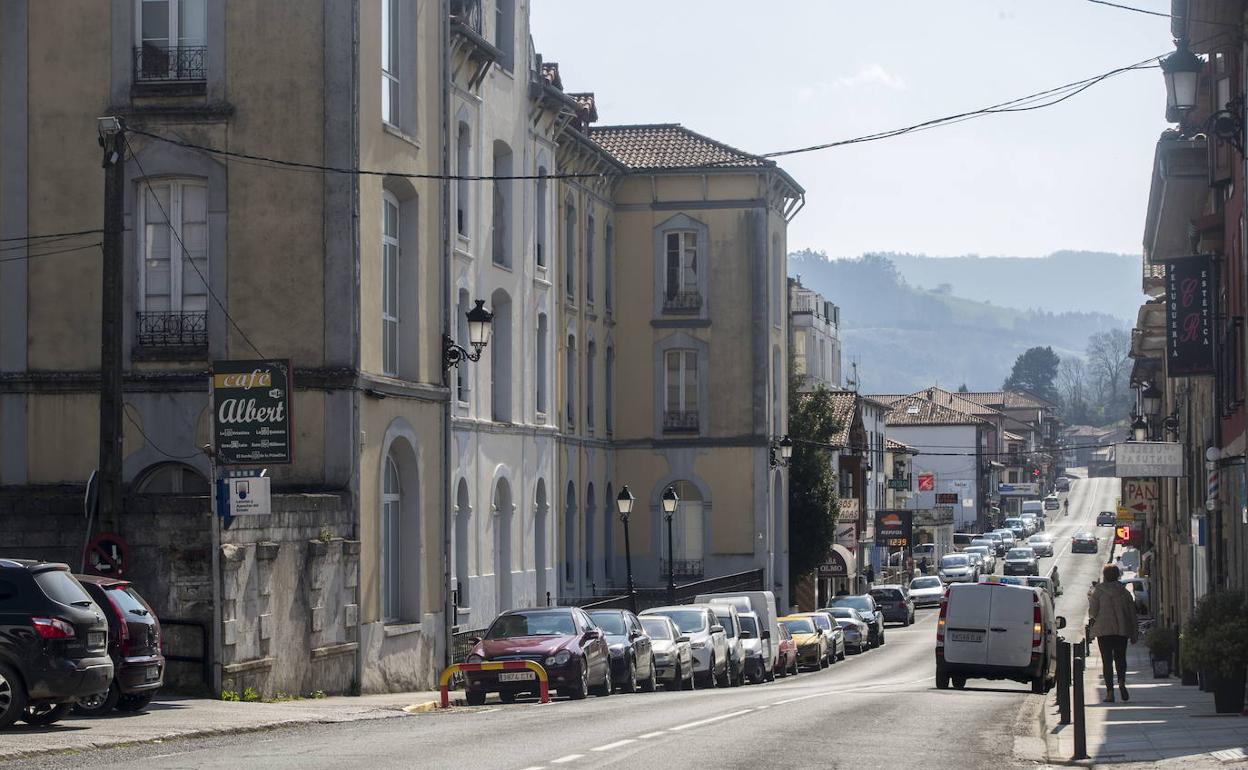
left=1021, top=500, right=1044, bottom=518
left=694, top=591, right=780, bottom=679
left=935, top=581, right=1064, bottom=693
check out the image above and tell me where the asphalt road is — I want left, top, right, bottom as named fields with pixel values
left=5, top=475, right=1120, bottom=770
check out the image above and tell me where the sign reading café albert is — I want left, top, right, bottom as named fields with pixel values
left=211, top=360, right=293, bottom=465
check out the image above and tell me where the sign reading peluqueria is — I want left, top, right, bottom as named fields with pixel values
left=211, top=360, right=293, bottom=464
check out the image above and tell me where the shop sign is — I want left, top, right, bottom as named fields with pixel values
left=874, top=510, right=913, bottom=549
left=1114, top=442, right=1183, bottom=478
left=211, top=360, right=293, bottom=464
left=1165, top=256, right=1214, bottom=376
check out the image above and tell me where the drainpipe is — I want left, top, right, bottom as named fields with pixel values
left=440, top=0, right=455, bottom=674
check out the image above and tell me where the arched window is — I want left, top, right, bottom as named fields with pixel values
left=586, top=341, right=596, bottom=432
left=772, top=348, right=783, bottom=434
left=564, top=482, right=576, bottom=585
left=456, top=122, right=471, bottom=237
left=564, top=200, right=576, bottom=298
left=565, top=335, right=576, bottom=429
left=492, top=141, right=512, bottom=267
left=605, top=346, right=615, bottom=434
left=490, top=290, right=512, bottom=422
left=535, top=167, right=548, bottom=268
left=585, top=482, right=596, bottom=585
left=665, top=480, right=704, bottom=580
left=493, top=479, right=513, bottom=612
left=536, top=313, right=548, bottom=416
left=534, top=480, right=548, bottom=604
left=604, top=222, right=614, bottom=311
left=455, top=479, right=471, bottom=608
left=134, top=462, right=209, bottom=494
left=381, top=455, right=402, bottom=622
left=456, top=289, right=470, bottom=404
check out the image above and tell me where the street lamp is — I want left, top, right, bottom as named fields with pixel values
left=1161, top=39, right=1202, bottom=118
left=661, top=485, right=679, bottom=603
left=769, top=434, right=793, bottom=468
left=1130, top=414, right=1149, bottom=443
left=616, top=485, right=638, bottom=614
left=443, top=299, right=493, bottom=369
left=1141, top=382, right=1162, bottom=420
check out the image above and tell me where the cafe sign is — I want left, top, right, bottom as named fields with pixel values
left=212, top=360, right=293, bottom=465
left=1165, top=256, right=1214, bottom=376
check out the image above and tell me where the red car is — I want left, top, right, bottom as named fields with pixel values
left=71, top=575, right=164, bottom=716
left=464, top=607, right=611, bottom=705
left=774, top=621, right=799, bottom=677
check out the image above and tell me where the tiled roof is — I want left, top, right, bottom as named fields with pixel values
left=586, top=124, right=771, bottom=171
left=568, top=92, right=597, bottom=124
left=911, top=387, right=1006, bottom=419
left=826, top=391, right=858, bottom=448
left=886, top=438, right=914, bottom=452
left=959, top=389, right=1055, bottom=410
left=886, top=395, right=990, bottom=427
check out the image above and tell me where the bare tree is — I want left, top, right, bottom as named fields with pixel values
left=1058, top=357, right=1090, bottom=424
left=1086, top=328, right=1132, bottom=422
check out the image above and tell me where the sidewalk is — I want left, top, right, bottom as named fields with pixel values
left=1042, top=640, right=1248, bottom=768
left=0, top=689, right=463, bottom=761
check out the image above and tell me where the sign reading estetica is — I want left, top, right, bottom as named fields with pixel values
left=212, top=360, right=293, bottom=465
left=1114, top=442, right=1182, bottom=478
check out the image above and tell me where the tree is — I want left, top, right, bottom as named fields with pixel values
left=957, top=383, right=969, bottom=393
left=1086, top=328, right=1132, bottom=423
left=1057, top=357, right=1091, bottom=425
left=1003, top=346, right=1060, bottom=402
left=787, top=363, right=841, bottom=589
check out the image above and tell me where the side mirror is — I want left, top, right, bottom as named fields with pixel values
left=468, top=636, right=482, bottom=645
left=761, top=629, right=771, bottom=640
left=710, top=624, right=724, bottom=634
left=676, top=635, right=690, bottom=644
left=583, top=629, right=602, bottom=641
left=1056, top=616, right=1067, bottom=629
left=739, top=631, right=754, bottom=639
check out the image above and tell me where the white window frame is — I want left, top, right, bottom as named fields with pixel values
left=136, top=178, right=208, bottom=314
left=381, top=0, right=399, bottom=127
left=382, top=192, right=400, bottom=377
left=381, top=455, right=402, bottom=623
left=664, top=349, right=698, bottom=415
left=136, top=0, right=206, bottom=51
left=664, top=231, right=698, bottom=298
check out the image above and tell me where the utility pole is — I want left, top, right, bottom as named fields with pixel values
left=97, top=117, right=126, bottom=533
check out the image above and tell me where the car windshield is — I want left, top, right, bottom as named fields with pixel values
left=716, top=613, right=737, bottom=637
left=825, top=607, right=852, bottom=618
left=911, top=577, right=942, bottom=589
left=1028, top=535, right=1047, bottom=544
left=780, top=618, right=815, bottom=634
left=486, top=610, right=576, bottom=638
left=831, top=595, right=873, bottom=612
left=941, top=555, right=968, bottom=568
left=970, top=540, right=992, bottom=548
left=807, top=614, right=831, bottom=630
left=34, top=570, right=93, bottom=607
left=651, top=610, right=707, bottom=634
left=869, top=589, right=901, bottom=601
left=1075, top=532, right=1094, bottom=539
left=1007, top=548, right=1035, bottom=560
left=1005, top=519, right=1024, bottom=527
left=640, top=618, right=672, bottom=640
left=587, top=612, right=627, bottom=635
left=739, top=616, right=759, bottom=636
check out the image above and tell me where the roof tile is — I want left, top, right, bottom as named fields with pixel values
left=586, top=124, right=771, bottom=171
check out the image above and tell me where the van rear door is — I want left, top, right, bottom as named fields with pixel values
left=985, top=585, right=1036, bottom=668
left=942, top=583, right=993, bottom=667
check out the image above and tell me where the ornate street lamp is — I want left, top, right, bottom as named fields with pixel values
left=1141, top=382, right=1163, bottom=419
left=616, top=485, right=638, bottom=614
left=769, top=434, right=794, bottom=468
left=661, top=485, right=679, bottom=603
left=1130, top=414, right=1149, bottom=443
left=443, top=299, right=493, bottom=369
left=1161, top=39, right=1202, bottom=118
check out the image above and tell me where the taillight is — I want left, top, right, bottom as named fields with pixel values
left=1032, top=602, right=1042, bottom=648
left=31, top=617, right=76, bottom=640
left=936, top=597, right=948, bottom=644
left=106, top=592, right=131, bottom=655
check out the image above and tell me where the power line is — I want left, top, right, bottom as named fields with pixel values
left=125, top=135, right=267, bottom=359
left=0, top=228, right=105, bottom=243
left=0, top=241, right=102, bottom=264
left=124, top=405, right=202, bottom=461
left=1082, top=0, right=1243, bottom=29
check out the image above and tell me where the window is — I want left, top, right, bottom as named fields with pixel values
left=566, top=336, right=576, bottom=428
left=663, top=480, right=704, bottom=579
left=456, top=123, right=471, bottom=238
left=605, top=346, right=614, bottom=433
left=137, top=179, right=208, bottom=347
left=536, top=314, right=548, bottom=415
left=455, top=480, right=470, bottom=607
left=664, top=350, right=698, bottom=432
left=603, top=484, right=614, bottom=580
left=456, top=290, right=470, bottom=403
left=535, top=168, right=548, bottom=267
left=381, top=0, right=399, bottom=126
left=494, top=0, right=515, bottom=70
left=490, top=290, right=512, bottom=422
left=564, top=482, right=576, bottom=584
left=382, top=193, right=400, bottom=376
left=585, top=213, right=595, bottom=304
left=381, top=455, right=402, bottom=623
left=604, top=223, right=614, bottom=310
left=771, top=235, right=783, bottom=328
left=492, top=143, right=513, bottom=267
left=585, top=483, right=596, bottom=583
left=134, top=462, right=209, bottom=494
left=664, top=231, right=699, bottom=311
left=565, top=202, right=576, bottom=298
left=135, top=0, right=206, bottom=81
left=586, top=342, right=596, bottom=432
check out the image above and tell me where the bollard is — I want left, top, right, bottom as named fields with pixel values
left=1072, top=645, right=1088, bottom=760
left=1056, top=639, right=1071, bottom=725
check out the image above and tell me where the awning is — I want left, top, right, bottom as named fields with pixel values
left=817, top=543, right=856, bottom=579
left=1143, top=135, right=1208, bottom=293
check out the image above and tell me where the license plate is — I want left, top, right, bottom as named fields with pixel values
left=88, top=631, right=106, bottom=649
left=144, top=666, right=160, bottom=683
left=950, top=630, right=985, bottom=643
left=498, top=671, right=535, bottom=682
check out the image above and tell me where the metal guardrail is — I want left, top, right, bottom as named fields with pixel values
left=136, top=311, right=208, bottom=347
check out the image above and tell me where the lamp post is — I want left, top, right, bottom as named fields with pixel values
left=616, top=486, right=638, bottom=614
left=1130, top=414, right=1149, bottom=443
left=661, top=486, right=679, bottom=603
left=1161, top=39, right=1201, bottom=119
left=443, top=299, right=494, bottom=369
left=769, top=434, right=794, bottom=468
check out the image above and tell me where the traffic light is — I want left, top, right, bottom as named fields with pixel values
left=1114, top=525, right=1131, bottom=545
left=1032, top=467, right=1041, bottom=478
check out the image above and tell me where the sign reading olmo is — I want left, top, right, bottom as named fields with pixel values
left=1114, top=441, right=1183, bottom=478
left=874, top=510, right=913, bottom=549
left=212, top=360, right=293, bottom=464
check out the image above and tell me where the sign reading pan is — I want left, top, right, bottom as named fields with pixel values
left=1114, top=442, right=1182, bottom=478
left=212, top=360, right=293, bottom=465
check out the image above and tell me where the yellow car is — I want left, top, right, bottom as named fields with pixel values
left=779, top=615, right=828, bottom=671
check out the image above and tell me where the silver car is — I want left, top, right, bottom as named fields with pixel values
left=639, top=615, right=693, bottom=690
left=965, top=544, right=996, bottom=573
left=640, top=605, right=730, bottom=687
left=908, top=575, right=945, bottom=608
left=939, top=553, right=977, bottom=583
left=1027, top=533, right=1054, bottom=557
left=826, top=607, right=871, bottom=653
left=735, top=611, right=773, bottom=683
left=709, top=603, right=746, bottom=687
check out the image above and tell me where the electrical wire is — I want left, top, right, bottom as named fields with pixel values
left=0, top=227, right=105, bottom=243
left=125, top=135, right=267, bottom=359
left=124, top=405, right=203, bottom=460
left=0, top=241, right=102, bottom=264
left=1082, top=0, right=1243, bottom=28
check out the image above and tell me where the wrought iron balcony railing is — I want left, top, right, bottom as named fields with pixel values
left=136, top=311, right=208, bottom=347
left=663, top=290, right=702, bottom=313
left=662, top=410, right=699, bottom=433
left=449, top=0, right=484, bottom=37
left=134, top=45, right=206, bottom=82
left=660, top=559, right=704, bottom=579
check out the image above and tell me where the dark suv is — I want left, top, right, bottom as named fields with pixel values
left=868, top=585, right=915, bottom=626
left=0, top=560, right=113, bottom=728
left=72, top=576, right=164, bottom=716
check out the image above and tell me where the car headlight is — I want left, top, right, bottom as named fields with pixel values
left=466, top=653, right=484, bottom=664
left=544, top=650, right=571, bottom=667
left=690, top=641, right=706, bottom=649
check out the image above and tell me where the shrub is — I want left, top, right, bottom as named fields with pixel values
left=1180, top=591, right=1248, bottom=679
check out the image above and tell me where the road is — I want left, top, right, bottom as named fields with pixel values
left=3, top=475, right=1120, bottom=770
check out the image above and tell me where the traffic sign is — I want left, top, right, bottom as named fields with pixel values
left=1114, top=525, right=1132, bottom=545
left=84, top=533, right=128, bottom=577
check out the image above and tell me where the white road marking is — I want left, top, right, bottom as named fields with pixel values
left=670, top=709, right=754, bottom=731
left=518, top=767, right=546, bottom=770
left=637, top=731, right=666, bottom=739
left=551, top=755, right=584, bottom=764
left=591, top=739, right=636, bottom=752
left=477, top=707, right=500, bottom=714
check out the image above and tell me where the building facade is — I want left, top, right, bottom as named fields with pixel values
left=789, top=276, right=841, bottom=390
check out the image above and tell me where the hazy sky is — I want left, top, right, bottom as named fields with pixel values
left=530, top=0, right=1171, bottom=258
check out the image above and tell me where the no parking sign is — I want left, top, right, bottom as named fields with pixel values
left=84, top=533, right=128, bottom=577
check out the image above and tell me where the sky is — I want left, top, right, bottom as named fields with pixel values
left=530, top=0, right=1173, bottom=259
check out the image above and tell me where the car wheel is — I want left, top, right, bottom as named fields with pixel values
left=641, top=659, right=658, bottom=693
left=715, top=656, right=730, bottom=688
left=466, top=689, right=487, bottom=706
left=115, top=692, right=154, bottom=713
left=498, top=690, right=517, bottom=704
left=73, top=682, right=120, bottom=717
left=935, top=665, right=950, bottom=690
left=0, top=663, right=28, bottom=730
left=684, top=662, right=696, bottom=690
left=592, top=666, right=612, bottom=697
left=22, top=703, right=73, bottom=726
left=567, top=661, right=590, bottom=700
left=952, top=676, right=966, bottom=690
left=789, top=657, right=799, bottom=677
left=621, top=658, right=637, bottom=694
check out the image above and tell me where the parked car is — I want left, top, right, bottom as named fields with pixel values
left=1096, top=511, right=1117, bottom=527
left=638, top=615, right=693, bottom=691
left=952, top=533, right=978, bottom=551
left=774, top=621, right=799, bottom=676
left=965, top=551, right=986, bottom=579
left=587, top=609, right=658, bottom=694
left=1003, top=547, right=1040, bottom=576
left=936, top=582, right=1064, bottom=693
left=0, top=560, right=114, bottom=728
left=1071, top=531, right=1099, bottom=553
left=72, top=575, right=164, bottom=716
left=1020, top=512, right=1044, bottom=532
left=938, top=553, right=978, bottom=585
left=913, top=543, right=937, bottom=563
left=1026, top=533, right=1054, bottom=557
left=693, top=591, right=781, bottom=678
left=869, top=585, right=915, bottom=626
left=707, top=603, right=746, bottom=686
left=1122, top=575, right=1150, bottom=616
left=792, top=611, right=845, bottom=663
left=909, top=575, right=946, bottom=608
left=735, top=611, right=773, bottom=683
left=827, top=607, right=871, bottom=653
left=778, top=616, right=827, bottom=671
left=463, top=607, right=610, bottom=704
left=826, top=594, right=885, bottom=647
left=1022, top=500, right=1044, bottom=518
left=640, top=605, right=730, bottom=687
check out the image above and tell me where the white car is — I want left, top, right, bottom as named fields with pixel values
left=939, top=553, right=978, bottom=583
left=826, top=607, right=871, bottom=653
left=909, top=575, right=945, bottom=608
left=639, top=615, right=694, bottom=690
left=1027, top=533, right=1054, bottom=557
left=965, top=544, right=996, bottom=573
left=640, top=605, right=730, bottom=688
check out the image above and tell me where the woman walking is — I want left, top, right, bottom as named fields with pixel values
left=1088, top=563, right=1138, bottom=702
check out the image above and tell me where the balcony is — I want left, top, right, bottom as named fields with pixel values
left=660, top=559, right=704, bottom=580
left=134, top=45, right=206, bottom=82
left=662, top=291, right=702, bottom=314
left=662, top=410, right=699, bottom=433
left=449, top=0, right=500, bottom=90
left=136, top=311, right=207, bottom=348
